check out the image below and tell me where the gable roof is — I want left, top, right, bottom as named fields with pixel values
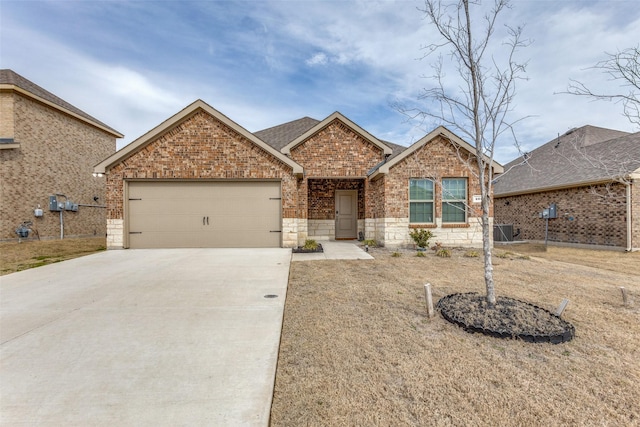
left=94, top=99, right=302, bottom=175
left=0, top=69, right=123, bottom=138
left=494, top=125, right=640, bottom=197
left=279, top=112, right=393, bottom=156
left=369, top=125, right=504, bottom=179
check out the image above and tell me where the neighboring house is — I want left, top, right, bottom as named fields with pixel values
left=494, top=125, right=640, bottom=251
left=0, top=69, right=122, bottom=240
left=95, top=99, right=502, bottom=249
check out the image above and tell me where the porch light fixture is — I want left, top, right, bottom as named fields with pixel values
left=92, top=172, right=104, bottom=178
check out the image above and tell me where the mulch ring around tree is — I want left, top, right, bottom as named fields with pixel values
left=292, top=244, right=324, bottom=254
left=437, top=292, right=575, bottom=344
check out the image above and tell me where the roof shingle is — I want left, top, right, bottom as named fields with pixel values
left=254, top=117, right=320, bottom=151
left=494, top=125, right=640, bottom=196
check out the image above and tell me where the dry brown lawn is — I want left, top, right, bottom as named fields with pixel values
left=271, top=245, right=640, bottom=426
left=0, top=237, right=106, bottom=275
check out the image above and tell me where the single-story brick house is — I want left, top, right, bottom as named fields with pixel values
left=494, top=125, right=640, bottom=251
left=95, top=99, right=502, bottom=249
left=0, top=69, right=122, bottom=240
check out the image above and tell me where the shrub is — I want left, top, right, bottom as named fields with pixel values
left=362, top=239, right=377, bottom=247
left=303, top=239, right=319, bottom=250
left=464, top=250, right=479, bottom=258
left=391, top=251, right=402, bottom=258
left=416, top=251, right=426, bottom=258
left=409, top=229, right=434, bottom=249
left=436, top=248, right=452, bottom=258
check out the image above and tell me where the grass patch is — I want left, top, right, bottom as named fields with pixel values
left=0, top=237, right=106, bottom=276
left=436, top=248, right=452, bottom=257
left=272, top=246, right=640, bottom=426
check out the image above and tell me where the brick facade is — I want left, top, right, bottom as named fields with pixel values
left=101, top=103, right=495, bottom=249
left=373, top=136, right=488, bottom=247
left=0, top=92, right=116, bottom=240
left=288, top=120, right=385, bottom=242
left=105, top=111, right=299, bottom=247
left=307, top=179, right=365, bottom=220
left=494, top=182, right=636, bottom=248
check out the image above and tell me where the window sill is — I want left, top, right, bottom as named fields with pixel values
left=409, top=223, right=437, bottom=228
left=441, top=223, right=470, bottom=228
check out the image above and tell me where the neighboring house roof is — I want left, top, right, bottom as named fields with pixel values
left=369, top=125, right=504, bottom=179
left=494, top=125, right=640, bottom=197
left=94, top=99, right=302, bottom=175
left=254, top=117, right=320, bottom=151
left=0, top=69, right=123, bottom=138
left=278, top=112, right=393, bottom=156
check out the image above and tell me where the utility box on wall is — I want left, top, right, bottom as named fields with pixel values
left=65, top=201, right=78, bottom=212
left=49, top=195, right=63, bottom=211
left=540, top=203, right=558, bottom=219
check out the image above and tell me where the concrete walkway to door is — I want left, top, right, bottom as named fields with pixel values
left=0, top=248, right=291, bottom=426
left=291, top=240, right=374, bottom=261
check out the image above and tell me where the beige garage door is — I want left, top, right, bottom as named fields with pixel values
left=127, top=181, right=282, bottom=248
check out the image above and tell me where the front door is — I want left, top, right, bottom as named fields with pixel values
left=335, top=190, right=357, bottom=239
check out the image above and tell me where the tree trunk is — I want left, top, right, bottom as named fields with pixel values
left=482, top=208, right=496, bottom=305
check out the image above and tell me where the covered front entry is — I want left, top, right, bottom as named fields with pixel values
left=127, top=181, right=282, bottom=248
left=307, top=178, right=364, bottom=240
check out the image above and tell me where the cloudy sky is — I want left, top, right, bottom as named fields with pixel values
left=1, top=0, right=639, bottom=163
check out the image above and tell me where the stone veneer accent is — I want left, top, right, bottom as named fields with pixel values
left=370, top=217, right=486, bottom=248
left=306, top=219, right=366, bottom=241
left=308, top=219, right=334, bottom=241
left=106, top=219, right=124, bottom=248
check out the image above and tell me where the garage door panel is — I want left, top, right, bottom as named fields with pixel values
left=128, top=181, right=281, bottom=248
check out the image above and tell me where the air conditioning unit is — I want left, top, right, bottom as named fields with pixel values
left=493, top=224, right=514, bottom=242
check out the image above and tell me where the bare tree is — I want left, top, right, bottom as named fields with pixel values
left=567, top=46, right=640, bottom=127
left=399, top=0, right=528, bottom=305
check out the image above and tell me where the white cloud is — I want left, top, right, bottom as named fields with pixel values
left=306, top=52, right=329, bottom=66
left=2, top=0, right=639, bottom=163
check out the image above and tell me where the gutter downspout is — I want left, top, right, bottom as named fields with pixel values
left=626, top=181, right=632, bottom=252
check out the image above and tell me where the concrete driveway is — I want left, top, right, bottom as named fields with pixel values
left=0, top=248, right=291, bottom=426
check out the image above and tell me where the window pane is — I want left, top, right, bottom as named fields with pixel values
left=442, top=202, right=465, bottom=223
left=410, top=179, right=433, bottom=200
left=442, top=178, right=466, bottom=200
left=410, top=202, right=433, bottom=223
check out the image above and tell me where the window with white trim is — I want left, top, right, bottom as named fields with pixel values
left=442, top=178, right=467, bottom=223
left=409, top=179, right=434, bottom=223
